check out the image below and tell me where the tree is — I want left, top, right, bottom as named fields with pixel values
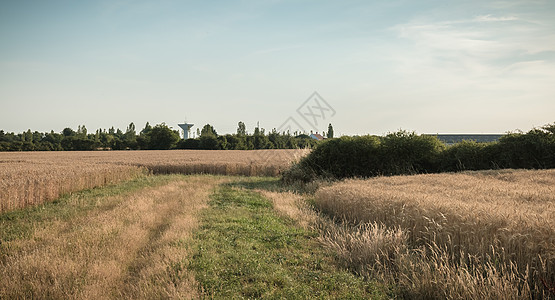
left=253, top=126, right=269, bottom=149
left=148, top=123, right=180, bottom=150
left=225, top=134, right=247, bottom=150
left=327, top=123, right=334, bottom=139
left=126, top=122, right=136, bottom=136
left=62, top=127, right=76, bottom=137
left=217, top=135, right=228, bottom=150
left=32, top=131, right=43, bottom=143
left=77, top=125, right=87, bottom=137
left=140, top=122, right=152, bottom=136
left=23, top=129, right=33, bottom=142
left=123, top=122, right=138, bottom=149
left=199, top=135, right=220, bottom=150
left=237, top=121, right=246, bottom=136
left=201, top=124, right=217, bottom=137
left=177, top=138, right=200, bottom=149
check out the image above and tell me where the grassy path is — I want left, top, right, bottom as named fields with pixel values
left=189, top=183, right=386, bottom=299
left=1, top=175, right=386, bottom=299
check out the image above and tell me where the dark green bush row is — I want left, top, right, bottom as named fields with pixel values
left=283, top=123, right=555, bottom=182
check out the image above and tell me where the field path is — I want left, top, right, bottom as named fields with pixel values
left=0, top=175, right=226, bottom=299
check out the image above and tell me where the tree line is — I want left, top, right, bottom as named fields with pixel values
left=0, top=122, right=333, bottom=151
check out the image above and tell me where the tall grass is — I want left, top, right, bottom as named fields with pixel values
left=0, top=175, right=224, bottom=298
left=314, top=169, right=555, bottom=299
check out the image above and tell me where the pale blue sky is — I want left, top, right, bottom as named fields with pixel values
left=1, top=0, right=554, bottom=135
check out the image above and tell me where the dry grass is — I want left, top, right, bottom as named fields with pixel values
left=0, top=162, right=146, bottom=212
left=0, top=175, right=225, bottom=299
left=0, top=149, right=308, bottom=212
left=314, top=169, right=555, bottom=299
left=258, top=190, right=319, bottom=230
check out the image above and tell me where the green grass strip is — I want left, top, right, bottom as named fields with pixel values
left=190, top=185, right=386, bottom=299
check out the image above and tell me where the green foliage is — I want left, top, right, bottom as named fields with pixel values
left=123, top=122, right=138, bottom=150
left=285, top=132, right=445, bottom=182
left=140, top=122, right=152, bottom=136
left=61, top=136, right=96, bottom=151
left=201, top=124, right=217, bottom=137
left=496, top=129, right=555, bottom=169
left=147, top=123, right=180, bottom=150
left=176, top=138, right=200, bottom=149
left=236, top=121, right=246, bottom=136
left=379, top=131, right=445, bottom=175
left=327, top=123, right=334, bottom=139
left=440, top=140, right=491, bottom=171
left=253, top=127, right=270, bottom=149
left=62, top=127, right=76, bottom=137
left=288, top=136, right=382, bottom=181
left=223, top=134, right=247, bottom=150
left=199, top=135, right=220, bottom=150
left=0, top=121, right=325, bottom=152
left=175, top=125, right=321, bottom=151
left=283, top=122, right=555, bottom=182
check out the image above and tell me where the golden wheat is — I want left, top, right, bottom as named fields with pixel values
left=0, top=175, right=225, bottom=299
left=0, top=149, right=308, bottom=213
left=315, top=169, right=555, bottom=299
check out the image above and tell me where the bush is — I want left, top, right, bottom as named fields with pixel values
left=282, top=123, right=555, bottom=183
left=147, top=124, right=180, bottom=150
left=297, top=135, right=381, bottom=180
left=199, top=135, right=220, bottom=150
left=496, top=129, right=555, bottom=169
left=283, top=133, right=444, bottom=182
left=440, top=140, right=491, bottom=171
left=379, top=131, right=445, bottom=175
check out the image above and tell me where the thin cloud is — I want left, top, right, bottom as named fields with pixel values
left=473, top=14, right=518, bottom=22
left=391, top=13, right=555, bottom=69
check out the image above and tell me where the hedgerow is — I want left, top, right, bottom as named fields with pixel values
left=282, top=122, right=555, bottom=182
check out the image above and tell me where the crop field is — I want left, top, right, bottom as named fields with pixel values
left=2, top=149, right=554, bottom=299
left=315, top=169, right=555, bottom=298
left=0, top=149, right=308, bottom=212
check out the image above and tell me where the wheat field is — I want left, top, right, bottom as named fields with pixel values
left=0, top=149, right=308, bottom=212
left=315, top=169, right=555, bottom=299
left=0, top=175, right=225, bottom=299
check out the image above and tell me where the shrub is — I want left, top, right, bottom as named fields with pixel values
left=283, top=132, right=445, bottom=182
left=496, top=129, right=555, bottom=169
left=283, top=122, right=555, bottom=182
left=379, top=131, right=445, bottom=175
left=293, top=135, right=382, bottom=181
left=440, top=140, right=491, bottom=171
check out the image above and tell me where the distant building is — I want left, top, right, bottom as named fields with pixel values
left=309, top=133, right=325, bottom=141
left=425, top=134, right=504, bottom=145
left=178, top=123, right=194, bottom=139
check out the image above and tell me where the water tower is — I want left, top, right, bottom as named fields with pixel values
left=178, top=123, right=194, bottom=139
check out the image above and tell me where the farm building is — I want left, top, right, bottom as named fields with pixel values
left=426, top=134, right=504, bottom=145
left=310, top=133, right=325, bottom=141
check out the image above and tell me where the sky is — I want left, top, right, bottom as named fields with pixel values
left=1, top=0, right=554, bottom=136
